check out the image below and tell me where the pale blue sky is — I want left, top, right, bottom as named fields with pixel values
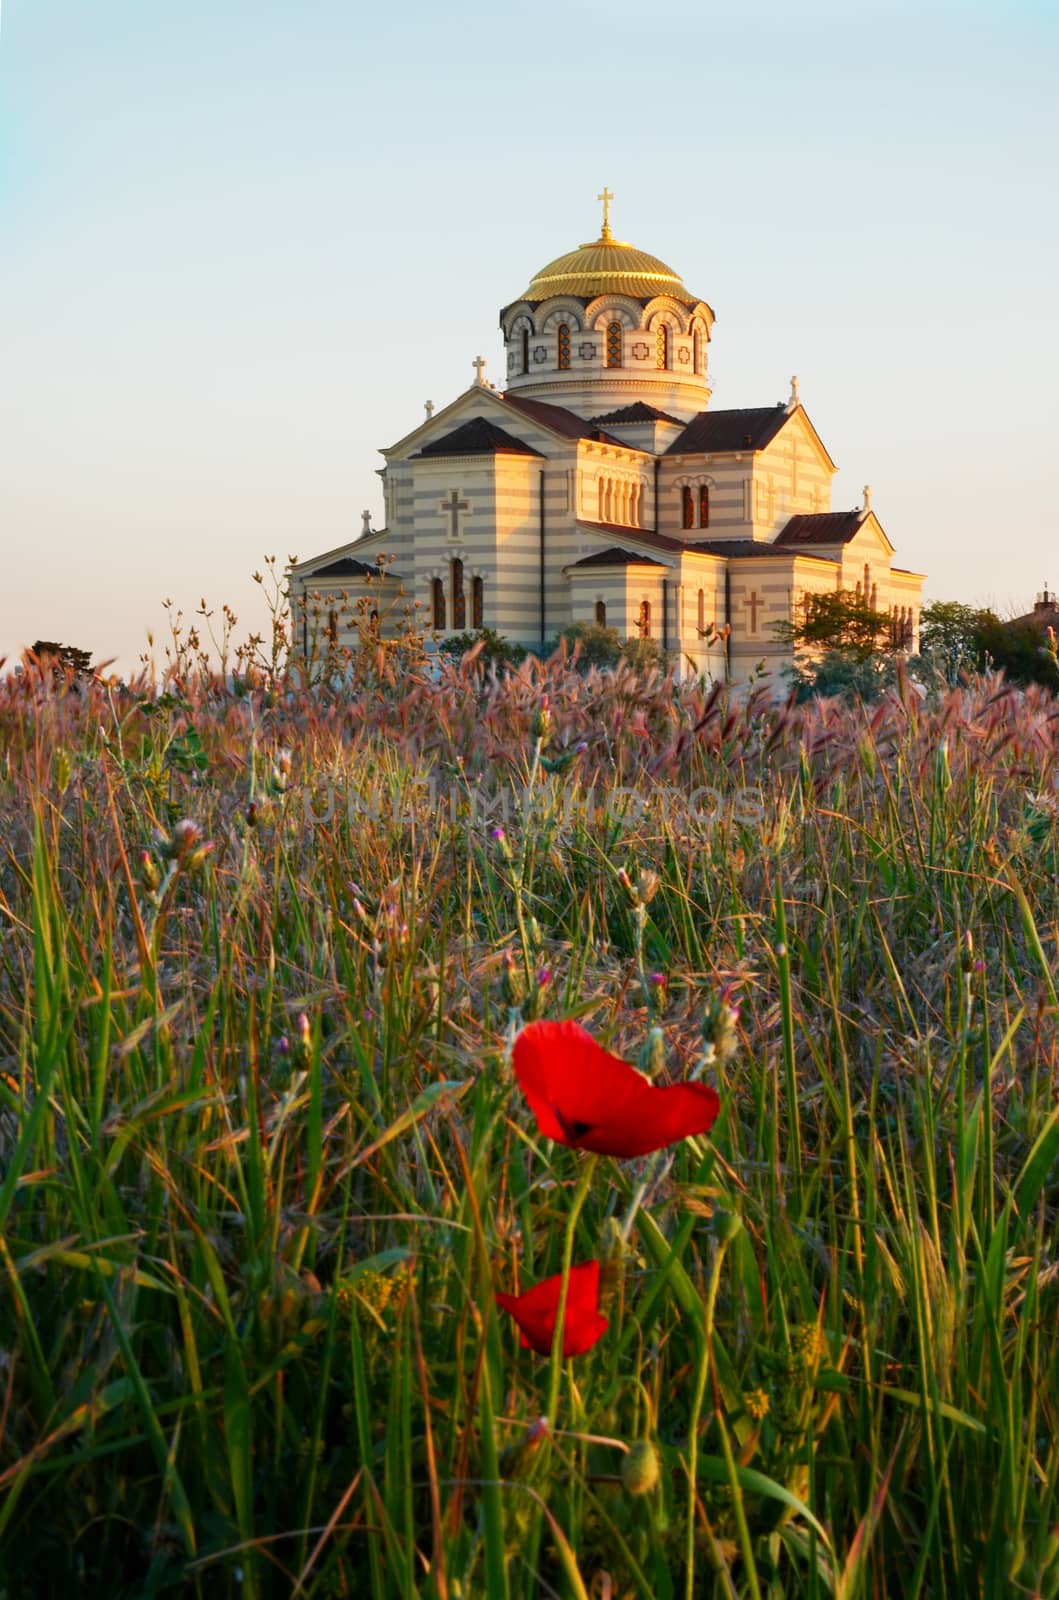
left=1, top=0, right=1057, bottom=670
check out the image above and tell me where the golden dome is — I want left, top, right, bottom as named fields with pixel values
left=518, top=230, right=694, bottom=302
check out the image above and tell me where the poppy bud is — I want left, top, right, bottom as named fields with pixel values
left=711, top=1206, right=743, bottom=1243
left=637, top=869, right=660, bottom=905
left=621, top=1440, right=661, bottom=1496
left=501, top=949, right=526, bottom=1008
left=185, top=841, right=214, bottom=874
left=701, top=985, right=740, bottom=1066
left=139, top=850, right=161, bottom=893
left=616, top=866, right=637, bottom=901
left=271, top=748, right=293, bottom=792
left=498, top=1415, right=550, bottom=1480
left=532, top=696, right=552, bottom=742
left=294, top=1012, right=313, bottom=1066
left=959, top=931, right=975, bottom=973
left=638, top=1025, right=667, bottom=1079
left=597, top=1216, right=626, bottom=1311
left=167, top=818, right=202, bottom=863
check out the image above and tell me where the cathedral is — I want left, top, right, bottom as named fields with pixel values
left=290, top=192, right=925, bottom=682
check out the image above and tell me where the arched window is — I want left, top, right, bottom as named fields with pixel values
left=595, top=599, right=606, bottom=626
left=697, top=589, right=705, bottom=633
left=556, top=323, right=571, bottom=370
left=638, top=599, right=651, bottom=638
left=656, top=323, right=669, bottom=370
left=606, top=322, right=623, bottom=368
left=327, top=609, right=338, bottom=645
left=431, top=577, right=446, bottom=630
left=693, top=328, right=701, bottom=373
left=682, top=486, right=694, bottom=529
left=699, top=485, right=710, bottom=528
left=451, top=558, right=465, bottom=629
left=471, top=575, right=484, bottom=629
left=520, top=328, right=529, bottom=375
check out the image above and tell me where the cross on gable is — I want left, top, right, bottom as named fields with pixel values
left=440, top=488, right=470, bottom=543
left=472, top=355, right=487, bottom=385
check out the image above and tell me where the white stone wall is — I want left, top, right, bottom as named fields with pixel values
left=749, top=410, right=836, bottom=540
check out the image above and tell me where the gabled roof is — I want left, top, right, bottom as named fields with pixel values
left=305, top=557, right=378, bottom=579
left=690, top=538, right=836, bottom=562
left=665, top=405, right=790, bottom=455
left=575, top=519, right=685, bottom=552
left=413, top=417, right=543, bottom=459
left=775, top=511, right=867, bottom=546
left=499, top=391, right=624, bottom=445
left=567, top=546, right=669, bottom=570
left=590, top=402, right=683, bottom=426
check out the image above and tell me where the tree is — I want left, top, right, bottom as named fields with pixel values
left=555, top=622, right=623, bottom=671
left=618, top=634, right=666, bottom=673
left=552, top=622, right=667, bottom=674
left=773, top=591, right=898, bottom=702
left=916, top=601, right=997, bottom=684
left=915, top=600, right=1059, bottom=691
left=438, top=628, right=526, bottom=670
left=774, top=591, right=897, bottom=662
left=29, top=640, right=93, bottom=678
left=975, top=615, right=1059, bottom=690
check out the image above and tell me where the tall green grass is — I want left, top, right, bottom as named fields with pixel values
left=0, top=654, right=1057, bottom=1597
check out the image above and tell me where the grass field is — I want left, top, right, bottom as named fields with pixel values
left=1, top=645, right=1057, bottom=1598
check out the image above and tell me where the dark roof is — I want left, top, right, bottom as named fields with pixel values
left=307, top=557, right=377, bottom=579
left=499, top=392, right=623, bottom=445
left=687, top=539, right=832, bottom=561
left=590, top=402, right=683, bottom=426
left=575, top=519, right=684, bottom=551
left=665, top=405, right=790, bottom=456
left=775, top=510, right=866, bottom=546
left=1009, top=596, right=1059, bottom=631
left=415, top=417, right=543, bottom=458
left=568, top=546, right=669, bottom=570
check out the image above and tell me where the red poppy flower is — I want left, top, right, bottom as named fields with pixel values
left=514, top=1018, right=720, bottom=1159
left=495, top=1259, right=609, bottom=1357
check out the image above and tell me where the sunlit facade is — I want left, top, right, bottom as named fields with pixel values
left=290, top=196, right=925, bottom=682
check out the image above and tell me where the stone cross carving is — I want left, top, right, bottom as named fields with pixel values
left=597, top=185, right=614, bottom=238
left=361, top=509, right=372, bottom=536
left=441, top=488, right=469, bottom=542
left=425, top=400, right=434, bottom=419
left=472, top=355, right=487, bottom=386
left=745, top=590, right=763, bottom=631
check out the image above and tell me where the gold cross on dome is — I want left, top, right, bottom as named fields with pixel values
left=597, top=186, right=614, bottom=240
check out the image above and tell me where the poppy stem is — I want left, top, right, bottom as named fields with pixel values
left=618, top=1150, right=673, bottom=1246
left=544, top=1156, right=597, bottom=1425
left=685, top=1235, right=762, bottom=1600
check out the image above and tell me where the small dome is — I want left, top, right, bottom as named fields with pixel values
left=517, top=232, right=694, bottom=302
